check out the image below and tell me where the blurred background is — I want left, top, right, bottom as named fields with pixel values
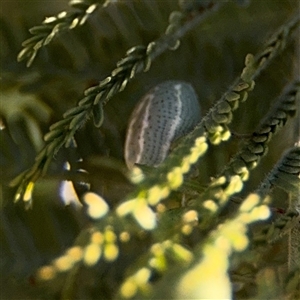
left=0, top=0, right=298, bottom=298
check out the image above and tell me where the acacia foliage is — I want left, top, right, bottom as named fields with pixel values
left=0, top=0, right=299, bottom=299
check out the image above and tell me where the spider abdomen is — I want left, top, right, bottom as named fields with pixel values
left=125, top=81, right=201, bottom=168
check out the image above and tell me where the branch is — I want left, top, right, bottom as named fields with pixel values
left=17, top=0, right=106, bottom=67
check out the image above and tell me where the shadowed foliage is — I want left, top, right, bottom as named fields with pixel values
left=0, top=0, right=299, bottom=299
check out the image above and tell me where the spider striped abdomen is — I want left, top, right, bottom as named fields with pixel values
left=125, top=81, right=201, bottom=168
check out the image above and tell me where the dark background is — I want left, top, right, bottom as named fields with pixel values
left=0, top=0, right=299, bottom=298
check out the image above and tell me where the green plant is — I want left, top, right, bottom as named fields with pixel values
left=1, top=0, right=299, bottom=299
